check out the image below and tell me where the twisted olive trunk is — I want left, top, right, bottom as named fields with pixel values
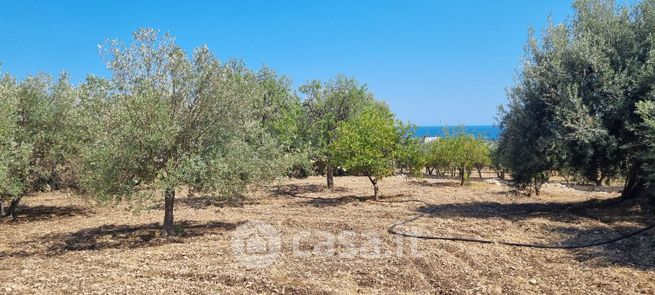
left=162, top=187, right=175, bottom=236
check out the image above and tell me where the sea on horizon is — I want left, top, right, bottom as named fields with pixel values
left=414, top=125, right=501, bottom=140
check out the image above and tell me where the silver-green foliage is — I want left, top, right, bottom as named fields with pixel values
left=0, top=70, right=81, bottom=210
left=81, top=28, right=285, bottom=202
left=395, top=121, right=426, bottom=177
left=255, top=67, right=311, bottom=178
left=300, top=75, right=376, bottom=186
left=498, top=0, right=655, bottom=196
left=636, top=101, right=655, bottom=186
left=0, top=75, right=30, bottom=198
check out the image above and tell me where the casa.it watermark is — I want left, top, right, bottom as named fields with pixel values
left=231, top=220, right=422, bottom=269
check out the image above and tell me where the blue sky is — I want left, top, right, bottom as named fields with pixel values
left=0, top=0, right=579, bottom=125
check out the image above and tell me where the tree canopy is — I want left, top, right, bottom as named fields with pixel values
left=0, top=74, right=28, bottom=208
left=330, top=106, right=398, bottom=199
left=395, top=122, right=426, bottom=177
left=424, top=130, right=490, bottom=185
left=497, top=0, right=655, bottom=197
left=301, top=75, right=375, bottom=188
left=0, top=71, right=82, bottom=219
left=80, top=29, right=286, bottom=234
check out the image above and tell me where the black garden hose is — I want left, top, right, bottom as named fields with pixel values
left=383, top=199, right=655, bottom=249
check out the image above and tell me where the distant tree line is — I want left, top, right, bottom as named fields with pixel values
left=422, top=131, right=491, bottom=185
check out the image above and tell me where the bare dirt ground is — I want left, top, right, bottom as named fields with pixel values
left=1, top=176, right=654, bottom=294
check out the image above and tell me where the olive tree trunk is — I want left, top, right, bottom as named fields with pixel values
left=622, top=162, right=646, bottom=200
left=595, top=173, right=606, bottom=187
left=367, top=175, right=379, bottom=200
left=5, top=196, right=22, bottom=221
left=326, top=164, right=335, bottom=189
left=162, top=187, right=175, bottom=236
left=534, top=183, right=541, bottom=196
left=492, top=167, right=505, bottom=180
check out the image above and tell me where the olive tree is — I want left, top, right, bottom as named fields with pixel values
left=448, top=133, right=481, bottom=185
left=488, top=141, right=507, bottom=180
left=330, top=106, right=398, bottom=199
left=395, top=122, right=426, bottom=177
left=82, top=29, right=284, bottom=235
left=255, top=67, right=310, bottom=177
left=636, top=100, right=655, bottom=191
left=0, top=74, right=31, bottom=219
left=497, top=0, right=655, bottom=197
left=300, top=75, right=374, bottom=188
left=0, top=72, right=81, bottom=219
left=424, top=131, right=487, bottom=185
left=16, top=74, right=81, bottom=191
left=425, top=139, right=448, bottom=177
left=472, top=140, right=491, bottom=179
left=0, top=76, right=12, bottom=215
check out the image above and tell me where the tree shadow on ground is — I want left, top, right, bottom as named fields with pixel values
left=409, top=180, right=464, bottom=188
left=304, top=195, right=374, bottom=207
left=559, top=183, right=622, bottom=193
left=178, top=195, right=257, bottom=209
left=0, top=250, right=33, bottom=260
left=270, top=182, right=387, bottom=207
left=414, top=197, right=655, bottom=269
left=270, top=183, right=349, bottom=198
left=25, top=220, right=245, bottom=255
left=149, top=195, right=257, bottom=210
left=301, top=193, right=410, bottom=207
left=416, top=197, right=642, bottom=224
left=2, top=205, right=93, bottom=223
left=555, top=224, right=655, bottom=270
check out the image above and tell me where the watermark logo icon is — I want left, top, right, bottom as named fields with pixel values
left=231, top=220, right=423, bottom=269
left=231, top=220, right=281, bottom=269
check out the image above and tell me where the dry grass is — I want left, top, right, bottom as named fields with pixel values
left=1, top=176, right=654, bottom=294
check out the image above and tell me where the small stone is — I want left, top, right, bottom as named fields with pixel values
left=528, top=278, right=537, bottom=285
